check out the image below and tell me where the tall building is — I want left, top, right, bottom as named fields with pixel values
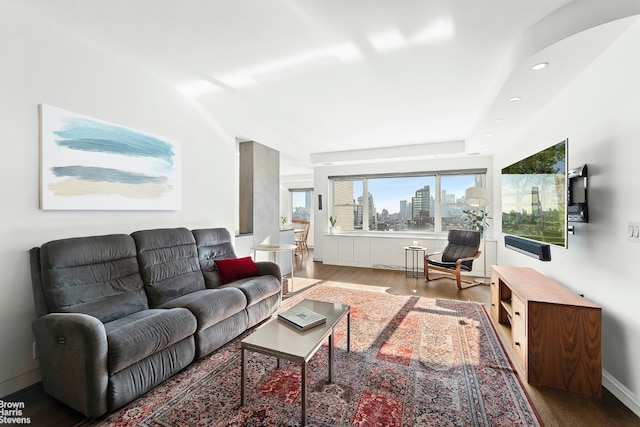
left=357, top=192, right=377, bottom=230
left=333, top=180, right=355, bottom=230
left=412, top=185, right=432, bottom=229
left=440, top=189, right=459, bottom=219
left=412, top=185, right=430, bottom=217
left=399, top=200, right=407, bottom=221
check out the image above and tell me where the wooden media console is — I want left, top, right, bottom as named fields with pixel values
left=490, top=265, right=602, bottom=396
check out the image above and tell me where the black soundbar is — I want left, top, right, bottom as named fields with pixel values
left=504, top=235, right=551, bottom=261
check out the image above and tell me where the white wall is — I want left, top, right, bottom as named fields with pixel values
left=0, top=6, right=237, bottom=396
left=494, top=19, right=640, bottom=411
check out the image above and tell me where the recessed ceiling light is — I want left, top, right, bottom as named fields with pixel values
left=495, top=118, right=504, bottom=122
left=531, top=62, right=549, bottom=71
left=509, top=97, right=521, bottom=103
left=485, top=133, right=492, bottom=137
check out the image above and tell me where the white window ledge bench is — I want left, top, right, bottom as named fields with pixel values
left=320, top=232, right=496, bottom=278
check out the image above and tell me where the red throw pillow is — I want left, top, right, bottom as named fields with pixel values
left=214, top=256, right=260, bottom=284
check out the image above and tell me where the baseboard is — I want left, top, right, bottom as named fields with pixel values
left=372, top=263, right=405, bottom=271
left=0, top=368, right=41, bottom=398
left=603, top=369, right=640, bottom=417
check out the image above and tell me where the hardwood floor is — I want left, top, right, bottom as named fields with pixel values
left=6, top=251, right=640, bottom=426
left=291, top=253, right=640, bottom=427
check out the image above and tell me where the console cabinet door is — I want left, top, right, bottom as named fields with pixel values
left=490, top=273, right=500, bottom=321
left=511, top=295, right=527, bottom=368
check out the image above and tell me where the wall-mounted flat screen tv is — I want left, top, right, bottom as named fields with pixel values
left=501, top=139, right=567, bottom=248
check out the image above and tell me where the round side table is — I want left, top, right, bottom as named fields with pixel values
left=403, top=246, right=427, bottom=279
left=251, top=244, right=297, bottom=291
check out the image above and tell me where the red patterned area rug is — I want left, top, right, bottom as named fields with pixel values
left=77, top=283, right=542, bottom=427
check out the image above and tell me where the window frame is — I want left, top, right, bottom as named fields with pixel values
left=289, top=187, right=314, bottom=223
left=328, top=169, right=487, bottom=234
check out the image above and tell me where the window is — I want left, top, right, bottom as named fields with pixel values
left=440, top=174, right=482, bottom=231
left=290, top=189, right=313, bottom=221
left=332, top=179, right=363, bottom=231
left=329, top=170, right=486, bottom=233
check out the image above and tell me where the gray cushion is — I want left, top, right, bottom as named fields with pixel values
left=245, top=293, right=281, bottom=328
left=132, top=228, right=205, bottom=307
left=108, top=337, right=195, bottom=411
left=105, top=308, right=196, bottom=374
left=192, top=228, right=238, bottom=288
left=38, top=234, right=148, bottom=323
left=157, top=288, right=247, bottom=332
left=222, top=275, right=282, bottom=307
left=193, top=311, right=248, bottom=358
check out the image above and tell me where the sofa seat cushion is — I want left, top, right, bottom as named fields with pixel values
left=105, top=308, right=196, bottom=374
left=222, top=275, right=281, bottom=307
left=158, top=288, right=247, bottom=332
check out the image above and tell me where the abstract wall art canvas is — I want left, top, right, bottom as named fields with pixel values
left=40, top=104, right=181, bottom=210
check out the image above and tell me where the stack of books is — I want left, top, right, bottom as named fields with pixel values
left=278, top=306, right=326, bottom=331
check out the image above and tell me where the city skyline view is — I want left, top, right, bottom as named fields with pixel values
left=292, top=174, right=485, bottom=233
left=329, top=173, right=485, bottom=232
left=368, top=175, right=478, bottom=214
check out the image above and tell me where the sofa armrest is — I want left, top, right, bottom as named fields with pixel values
left=32, top=312, right=109, bottom=418
left=256, top=261, right=282, bottom=283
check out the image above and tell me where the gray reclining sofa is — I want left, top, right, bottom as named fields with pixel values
left=29, top=227, right=282, bottom=418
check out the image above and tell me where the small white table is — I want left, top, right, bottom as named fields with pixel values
left=251, top=244, right=297, bottom=291
left=403, top=246, right=427, bottom=278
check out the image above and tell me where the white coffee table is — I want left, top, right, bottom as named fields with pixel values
left=241, top=299, right=351, bottom=426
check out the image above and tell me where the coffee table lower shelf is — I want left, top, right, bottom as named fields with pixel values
left=240, top=299, right=351, bottom=426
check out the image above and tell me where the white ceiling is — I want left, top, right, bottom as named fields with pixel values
left=7, top=0, right=640, bottom=175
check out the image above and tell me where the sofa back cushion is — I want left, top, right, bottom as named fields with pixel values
left=132, top=227, right=205, bottom=307
left=192, top=228, right=238, bottom=288
left=36, top=234, right=148, bottom=323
